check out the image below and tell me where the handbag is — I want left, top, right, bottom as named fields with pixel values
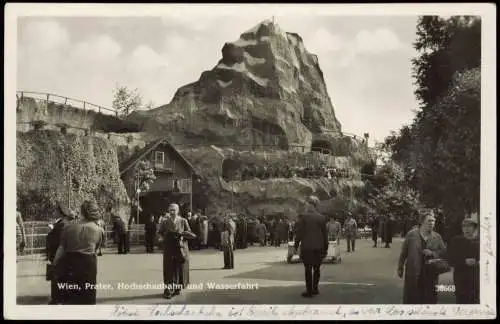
left=426, top=258, right=451, bottom=275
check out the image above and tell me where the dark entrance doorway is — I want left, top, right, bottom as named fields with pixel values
left=138, top=191, right=189, bottom=224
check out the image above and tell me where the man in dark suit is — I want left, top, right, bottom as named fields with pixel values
left=145, top=215, right=157, bottom=253
left=112, top=215, right=127, bottom=254
left=46, top=201, right=77, bottom=304
left=294, top=195, right=328, bottom=298
left=189, top=210, right=201, bottom=250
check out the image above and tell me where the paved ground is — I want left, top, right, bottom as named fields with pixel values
left=16, top=238, right=456, bottom=305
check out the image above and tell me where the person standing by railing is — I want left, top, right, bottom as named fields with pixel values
left=145, top=215, right=157, bottom=253
left=95, top=218, right=105, bottom=256
left=112, top=214, right=127, bottom=254
left=16, top=209, right=27, bottom=258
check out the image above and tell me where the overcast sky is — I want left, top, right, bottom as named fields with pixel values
left=17, top=10, right=423, bottom=144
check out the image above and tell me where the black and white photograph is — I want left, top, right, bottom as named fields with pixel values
left=4, top=3, right=496, bottom=320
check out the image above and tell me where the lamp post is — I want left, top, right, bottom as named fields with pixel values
left=189, top=171, right=193, bottom=213
left=231, top=181, right=234, bottom=212
left=136, top=187, right=141, bottom=224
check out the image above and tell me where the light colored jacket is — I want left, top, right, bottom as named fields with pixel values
left=326, top=220, right=341, bottom=241
left=398, top=227, right=446, bottom=303
left=344, top=218, right=357, bottom=237
left=221, top=219, right=236, bottom=248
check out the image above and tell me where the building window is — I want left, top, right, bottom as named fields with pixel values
left=155, top=151, right=165, bottom=166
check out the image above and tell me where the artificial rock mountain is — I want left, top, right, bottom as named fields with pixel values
left=15, top=20, right=372, bottom=222
left=125, top=20, right=372, bottom=219
left=129, top=20, right=344, bottom=151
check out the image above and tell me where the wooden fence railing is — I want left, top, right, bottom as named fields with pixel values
left=19, top=222, right=147, bottom=256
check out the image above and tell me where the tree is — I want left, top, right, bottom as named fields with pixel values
left=112, top=84, right=143, bottom=117
left=385, top=16, right=481, bottom=236
left=366, top=160, right=422, bottom=225
left=412, top=16, right=481, bottom=109
left=144, top=101, right=156, bottom=110
left=133, top=160, right=156, bottom=194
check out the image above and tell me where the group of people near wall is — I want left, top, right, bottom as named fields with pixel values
left=33, top=197, right=479, bottom=305
left=140, top=211, right=293, bottom=253
left=233, top=164, right=351, bottom=181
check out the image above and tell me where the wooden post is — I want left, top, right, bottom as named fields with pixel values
left=68, top=172, right=71, bottom=208
left=189, top=171, right=193, bottom=212
left=30, top=222, right=34, bottom=256
left=83, top=101, right=86, bottom=111
left=231, top=181, right=234, bottom=212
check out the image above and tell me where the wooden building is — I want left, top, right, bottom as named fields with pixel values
left=120, top=137, right=200, bottom=224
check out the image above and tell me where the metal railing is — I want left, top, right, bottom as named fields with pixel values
left=19, top=222, right=148, bottom=256
left=17, top=90, right=119, bottom=117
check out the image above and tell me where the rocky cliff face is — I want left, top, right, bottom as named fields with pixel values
left=179, top=146, right=370, bottom=219
left=129, top=20, right=342, bottom=150
left=17, top=130, right=130, bottom=223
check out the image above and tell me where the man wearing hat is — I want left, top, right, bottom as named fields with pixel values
left=343, top=211, right=358, bottom=253
left=112, top=214, right=128, bottom=254
left=448, top=212, right=480, bottom=304
left=46, top=201, right=77, bottom=304
left=16, top=209, right=26, bottom=256
left=294, top=195, right=328, bottom=298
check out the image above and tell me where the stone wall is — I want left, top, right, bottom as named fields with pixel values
left=17, top=130, right=130, bottom=223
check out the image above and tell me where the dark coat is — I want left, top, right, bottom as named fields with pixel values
left=294, top=208, right=328, bottom=259
left=384, top=219, right=395, bottom=243
left=145, top=221, right=157, bottom=243
left=370, top=217, right=380, bottom=232
left=448, top=235, right=480, bottom=303
left=46, top=219, right=69, bottom=263
left=236, top=218, right=248, bottom=248
left=112, top=218, right=126, bottom=235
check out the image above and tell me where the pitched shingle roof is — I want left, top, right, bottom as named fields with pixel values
left=119, top=136, right=195, bottom=176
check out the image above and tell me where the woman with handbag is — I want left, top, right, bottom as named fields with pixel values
left=397, top=208, right=447, bottom=304
left=52, top=200, right=104, bottom=305
left=448, top=213, right=480, bottom=304
left=159, top=203, right=196, bottom=299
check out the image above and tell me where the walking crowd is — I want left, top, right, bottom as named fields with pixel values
left=15, top=195, right=480, bottom=305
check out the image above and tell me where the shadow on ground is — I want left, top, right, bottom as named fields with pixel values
left=172, top=284, right=456, bottom=305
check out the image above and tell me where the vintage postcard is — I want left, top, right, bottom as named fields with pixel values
left=4, top=2, right=496, bottom=320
